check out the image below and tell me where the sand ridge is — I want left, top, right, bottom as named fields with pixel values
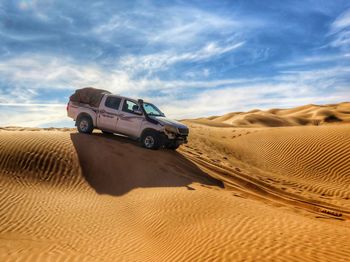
left=190, top=102, right=350, bottom=127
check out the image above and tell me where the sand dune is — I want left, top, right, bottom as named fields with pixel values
left=191, top=102, right=350, bottom=127
left=181, top=123, right=350, bottom=213
left=1, top=103, right=350, bottom=261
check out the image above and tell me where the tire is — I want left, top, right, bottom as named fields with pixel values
left=141, top=130, right=161, bottom=150
left=102, top=130, right=113, bottom=135
left=166, top=142, right=180, bottom=150
left=77, top=116, right=93, bottom=134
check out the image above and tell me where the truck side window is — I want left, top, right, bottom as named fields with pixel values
left=105, top=96, right=122, bottom=110
left=122, top=100, right=140, bottom=114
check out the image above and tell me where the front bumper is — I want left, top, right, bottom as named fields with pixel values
left=160, top=132, right=188, bottom=147
left=175, top=135, right=188, bottom=144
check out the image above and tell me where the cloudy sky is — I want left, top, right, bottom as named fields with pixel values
left=1, top=0, right=350, bottom=127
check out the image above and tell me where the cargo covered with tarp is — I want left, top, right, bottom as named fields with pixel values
left=69, top=87, right=111, bottom=108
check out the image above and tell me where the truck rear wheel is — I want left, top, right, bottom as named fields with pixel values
left=141, top=130, right=161, bottom=150
left=77, top=116, right=93, bottom=134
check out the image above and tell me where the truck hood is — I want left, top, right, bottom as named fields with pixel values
left=151, top=116, right=188, bottom=129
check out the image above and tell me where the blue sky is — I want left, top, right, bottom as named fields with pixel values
left=0, top=0, right=350, bottom=127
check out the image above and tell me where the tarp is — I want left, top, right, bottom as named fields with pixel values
left=69, top=87, right=111, bottom=108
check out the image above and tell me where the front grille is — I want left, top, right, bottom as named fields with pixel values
left=178, top=127, right=189, bottom=135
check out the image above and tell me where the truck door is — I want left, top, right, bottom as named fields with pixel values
left=97, top=96, right=122, bottom=132
left=116, top=99, right=144, bottom=137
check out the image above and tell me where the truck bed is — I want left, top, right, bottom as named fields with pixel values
left=67, top=101, right=99, bottom=121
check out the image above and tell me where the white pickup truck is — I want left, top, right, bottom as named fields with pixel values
left=67, top=89, right=189, bottom=150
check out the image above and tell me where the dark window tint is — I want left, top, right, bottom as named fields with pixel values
left=105, top=96, right=122, bottom=110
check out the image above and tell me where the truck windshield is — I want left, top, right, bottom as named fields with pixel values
left=143, top=103, right=164, bottom=117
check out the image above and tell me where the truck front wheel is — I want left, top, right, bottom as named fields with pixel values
left=77, top=116, right=93, bottom=134
left=166, top=143, right=180, bottom=150
left=141, top=130, right=161, bottom=150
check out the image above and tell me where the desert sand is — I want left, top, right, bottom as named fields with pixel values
left=1, top=102, right=350, bottom=261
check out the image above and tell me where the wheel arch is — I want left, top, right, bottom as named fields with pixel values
left=76, top=112, right=94, bottom=127
left=140, top=128, right=163, bottom=149
left=140, top=128, right=160, bottom=139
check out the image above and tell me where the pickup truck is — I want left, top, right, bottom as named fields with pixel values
left=67, top=91, right=189, bottom=150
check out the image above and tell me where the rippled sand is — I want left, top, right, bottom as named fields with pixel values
left=1, top=103, right=350, bottom=261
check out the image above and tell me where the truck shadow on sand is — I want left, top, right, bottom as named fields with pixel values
left=70, top=133, right=223, bottom=196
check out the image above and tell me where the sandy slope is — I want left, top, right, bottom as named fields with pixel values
left=181, top=123, right=350, bottom=214
left=1, top=103, right=350, bottom=261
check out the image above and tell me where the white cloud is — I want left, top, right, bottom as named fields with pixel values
left=0, top=55, right=135, bottom=98
left=92, top=5, right=254, bottom=48
left=0, top=104, right=68, bottom=127
left=279, top=66, right=350, bottom=80
left=161, top=83, right=349, bottom=119
left=331, top=9, right=350, bottom=32
left=1, top=53, right=349, bottom=126
left=0, top=103, right=65, bottom=106
left=0, top=49, right=247, bottom=102
left=120, top=41, right=244, bottom=75
left=279, top=54, right=350, bottom=66
left=1, top=2, right=349, bottom=127
left=146, top=7, right=241, bottom=45
left=2, top=79, right=347, bottom=126
left=330, top=9, right=350, bottom=49
left=331, top=31, right=350, bottom=48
